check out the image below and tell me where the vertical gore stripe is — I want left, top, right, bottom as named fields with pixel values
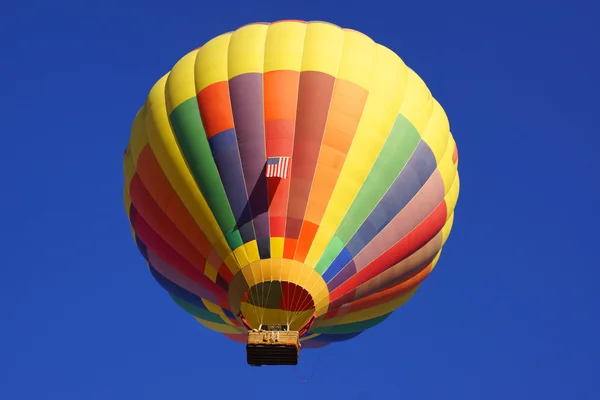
left=229, top=73, right=270, bottom=254
left=168, top=98, right=242, bottom=249
left=284, top=71, right=335, bottom=257
left=207, top=129, right=254, bottom=242
left=264, top=70, right=299, bottom=238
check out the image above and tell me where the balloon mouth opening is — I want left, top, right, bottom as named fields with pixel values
left=238, top=281, right=316, bottom=332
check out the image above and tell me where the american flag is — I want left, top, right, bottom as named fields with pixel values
left=265, top=156, right=291, bottom=179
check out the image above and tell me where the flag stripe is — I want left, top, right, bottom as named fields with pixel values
left=266, top=157, right=291, bottom=178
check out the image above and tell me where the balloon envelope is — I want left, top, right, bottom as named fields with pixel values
left=123, top=20, right=460, bottom=348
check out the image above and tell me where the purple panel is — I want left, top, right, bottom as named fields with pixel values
left=208, top=129, right=255, bottom=242
left=327, top=261, right=356, bottom=292
left=229, top=73, right=271, bottom=244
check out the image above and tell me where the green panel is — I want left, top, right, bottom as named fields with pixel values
left=315, top=114, right=421, bottom=274
left=169, top=98, right=243, bottom=249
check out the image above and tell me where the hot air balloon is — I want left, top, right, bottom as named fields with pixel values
left=123, top=19, right=460, bottom=366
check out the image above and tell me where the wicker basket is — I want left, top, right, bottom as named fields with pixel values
left=246, top=330, right=300, bottom=366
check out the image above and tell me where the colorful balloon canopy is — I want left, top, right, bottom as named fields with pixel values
left=123, top=20, right=460, bottom=348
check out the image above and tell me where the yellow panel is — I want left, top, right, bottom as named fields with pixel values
left=300, top=333, right=320, bottom=341
left=445, top=173, right=460, bottom=216
left=269, top=259, right=283, bottom=281
left=295, top=261, right=312, bottom=287
left=240, top=304, right=302, bottom=330
left=279, top=259, right=294, bottom=282
left=270, top=237, right=284, bottom=258
left=204, top=261, right=218, bottom=282
left=441, top=212, right=455, bottom=246
left=429, top=248, right=443, bottom=272
left=287, top=260, right=303, bottom=284
left=305, top=45, right=407, bottom=268
left=313, top=293, right=330, bottom=317
left=228, top=24, right=269, bottom=78
left=264, top=21, right=307, bottom=72
left=244, top=241, right=260, bottom=265
left=143, top=74, right=232, bottom=263
left=240, top=303, right=258, bottom=327
left=201, top=298, right=235, bottom=326
left=256, top=259, right=270, bottom=282
left=123, top=151, right=136, bottom=215
left=194, top=33, right=231, bottom=92
left=223, top=253, right=239, bottom=275
left=164, top=50, right=199, bottom=114
left=240, top=261, right=256, bottom=286
left=421, top=99, right=450, bottom=163
left=123, top=152, right=135, bottom=190
left=337, top=29, right=377, bottom=91
left=300, top=22, right=344, bottom=76
left=124, top=106, right=147, bottom=227
left=123, top=155, right=136, bottom=241
left=262, top=308, right=292, bottom=326
left=437, top=132, right=459, bottom=194
left=194, top=317, right=246, bottom=334
left=128, top=106, right=149, bottom=166
left=450, top=131, right=459, bottom=168
left=399, top=68, right=434, bottom=135
left=232, top=245, right=250, bottom=269
left=288, top=310, right=315, bottom=330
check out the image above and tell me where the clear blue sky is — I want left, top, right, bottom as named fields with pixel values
left=2, top=0, right=598, bottom=398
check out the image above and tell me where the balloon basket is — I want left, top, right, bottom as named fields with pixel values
left=246, top=330, right=300, bottom=366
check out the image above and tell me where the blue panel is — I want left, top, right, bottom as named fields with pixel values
left=326, top=261, right=356, bottom=291
left=134, top=233, right=148, bottom=261
left=222, top=308, right=236, bottom=320
left=257, top=236, right=271, bottom=259
left=322, top=247, right=353, bottom=283
left=208, top=129, right=255, bottom=243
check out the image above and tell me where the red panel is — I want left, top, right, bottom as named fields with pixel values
left=196, top=81, right=234, bottom=139
left=280, top=282, right=314, bottom=312
left=264, top=70, right=299, bottom=241
left=135, top=147, right=214, bottom=258
left=283, top=238, right=298, bottom=259
left=295, top=221, right=319, bottom=261
left=217, top=264, right=233, bottom=283
left=130, top=174, right=207, bottom=271
left=270, top=216, right=286, bottom=237
left=222, top=333, right=248, bottom=343
left=452, top=144, right=458, bottom=164
left=131, top=209, right=226, bottom=300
